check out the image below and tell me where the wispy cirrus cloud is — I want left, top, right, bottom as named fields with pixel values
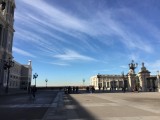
left=50, top=62, right=70, bottom=66
left=14, top=0, right=159, bottom=69
left=13, top=47, right=36, bottom=58
left=20, top=0, right=87, bottom=33
left=18, top=0, right=154, bottom=54
left=53, top=49, right=96, bottom=61
left=97, top=10, right=154, bottom=53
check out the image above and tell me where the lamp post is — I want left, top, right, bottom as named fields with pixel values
left=128, top=60, right=138, bottom=74
left=45, top=78, right=48, bottom=88
left=121, top=71, right=125, bottom=92
left=157, top=71, right=160, bottom=92
left=122, top=71, right=124, bottom=82
left=128, top=60, right=138, bottom=91
left=83, top=79, right=85, bottom=86
left=3, top=57, right=14, bottom=93
left=33, top=73, right=38, bottom=87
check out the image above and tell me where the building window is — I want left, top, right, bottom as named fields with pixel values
left=0, top=25, right=2, bottom=45
left=2, top=28, right=6, bottom=48
left=10, top=5, right=14, bottom=15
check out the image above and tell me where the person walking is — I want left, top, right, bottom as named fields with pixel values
left=31, top=86, right=36, bottom=99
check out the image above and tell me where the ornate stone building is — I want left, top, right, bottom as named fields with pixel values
left=90, top=74, right=126, bottom=90
left=0, top=0, right=32, bottom=92
left=90, top=62, right=159, bottom=92
left=0, top=0, right=16, bottom=89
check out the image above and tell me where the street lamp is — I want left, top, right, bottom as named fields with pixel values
left=33, top=73, right=38, bottom=87
left=157, top=71, right=160, bottom=92
left=128, top=60, right=138, bottom=91
left=128, top=60, right=138, bottom=74
left=3, top=57, right=14, bottom=93
left=121, top=71, right=125, bottom=92
left=83, top=79, right=85, bottom=86
left=45, top=78, right=48, bottom=88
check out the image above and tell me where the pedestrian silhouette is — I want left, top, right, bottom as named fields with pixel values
left=31, top=86, right=36, bottom=99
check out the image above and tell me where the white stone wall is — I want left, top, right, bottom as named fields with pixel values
left=90, top=74, right=124, bottom=90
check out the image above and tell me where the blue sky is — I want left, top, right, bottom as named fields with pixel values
left=13, top=0, right=160, bottom=86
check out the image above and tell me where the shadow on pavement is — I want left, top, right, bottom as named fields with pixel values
left=64, top=94, right=97, bottom=120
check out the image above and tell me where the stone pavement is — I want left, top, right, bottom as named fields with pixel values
left=43, top=92, right=160, bottom=120
left=42, top=92, right=65, bottom=120
left=0, top=90, right=58, bottom=120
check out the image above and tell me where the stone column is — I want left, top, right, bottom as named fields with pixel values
left=139, top=73, right=147, bottom=92
left=128, top=73, right=132, bottom=91
left=138, top=72, right=150, bottom=92
left=102, top=78, right=103, bottom=88
left=117, top=80, right=119, bottom=90
left=97, top=78, right=99, bottom=89
left=157, top=71, right=160, bottom=92
left=109, top=79, right=111, bottom=89
left=128, top=73, right=136, bottom=91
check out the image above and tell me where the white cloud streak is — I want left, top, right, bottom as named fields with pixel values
left=13, top=47, right=36, bottom=58
left=53, top=49, right=96, bottom=61
left=14, top=0, right=159, bottom=65
left=19, top=0, right=154, bottom=53
left=50, top=62, right=70, bottom=66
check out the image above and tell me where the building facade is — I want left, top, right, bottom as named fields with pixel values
left=0, top=0, right=32, bottom=92
left=0, top=0, right=16, bottom=88
left=90, top=74, right=125, bottom=90
left=9, top=60, right=32, bottom=89
left=91, top=63, right=159, bottom=92
left=2, top=60, right=32, bottom=90
left=20, top=60, right=32, bottom=90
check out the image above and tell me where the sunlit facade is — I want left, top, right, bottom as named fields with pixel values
left=8, top=60, right=32, bottom=89
left=91, top=63, right=159, bottom=92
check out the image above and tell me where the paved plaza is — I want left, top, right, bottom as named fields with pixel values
left=0, top=90, right=58, bottom=120
left=49, top=92, right=160, bottom=120
left=1, top=91, right=160, bottom=120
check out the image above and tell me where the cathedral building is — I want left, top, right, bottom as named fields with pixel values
left=0, top=0, right=32, bottom=93
left=0, top=0, right=16, bottom=89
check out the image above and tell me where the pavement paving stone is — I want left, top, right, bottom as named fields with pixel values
left=41, top=92, right=160, bottom=120
left=0, top=90, right=58, bottom=120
